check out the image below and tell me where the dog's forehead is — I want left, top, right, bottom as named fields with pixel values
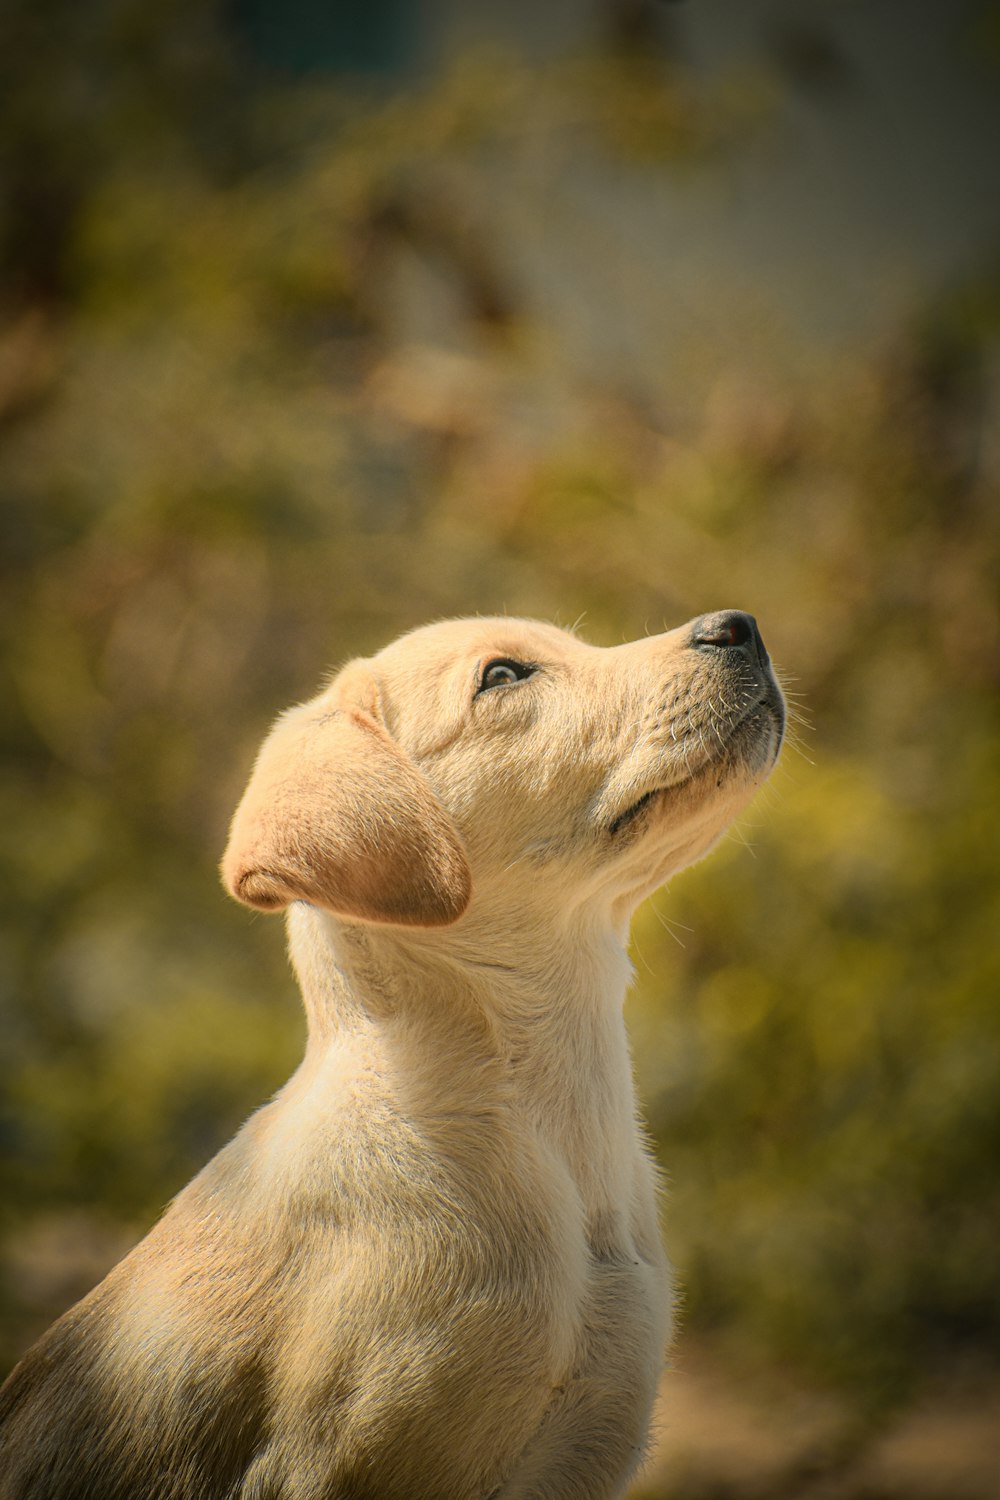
left=372, top=616, right=591, bottom=672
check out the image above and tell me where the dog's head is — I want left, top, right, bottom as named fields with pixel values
left=222, top=614, right=784, bottom=929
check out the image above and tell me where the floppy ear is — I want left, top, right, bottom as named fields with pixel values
left=221, top=691, right=471, bottom=927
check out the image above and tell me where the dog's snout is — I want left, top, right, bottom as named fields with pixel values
left=690, top=609, right=768, bottom=666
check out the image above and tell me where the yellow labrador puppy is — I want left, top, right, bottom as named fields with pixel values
left=0, top=611, right=784, bottom=1500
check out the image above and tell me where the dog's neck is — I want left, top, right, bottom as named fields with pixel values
left=283, top=902, right=642, bottom=1226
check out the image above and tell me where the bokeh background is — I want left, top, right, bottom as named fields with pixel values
left=1, top=2, right=998, bottom=1495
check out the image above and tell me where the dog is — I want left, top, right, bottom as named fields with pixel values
left=0, top=611, right=784, bottom=1500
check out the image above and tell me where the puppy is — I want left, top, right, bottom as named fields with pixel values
left=0, top=611, right=784, bottom=1500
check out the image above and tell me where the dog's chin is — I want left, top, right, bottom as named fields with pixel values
left=607, top=698, right=784, bottom=842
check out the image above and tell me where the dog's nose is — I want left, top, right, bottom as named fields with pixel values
left=689, top=610, right=768, bottom=666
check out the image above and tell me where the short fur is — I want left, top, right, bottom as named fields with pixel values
left=0, top=613, right=784, bottom=1500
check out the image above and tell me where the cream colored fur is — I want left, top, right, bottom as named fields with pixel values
left=0, top=613, right=784, bottom=1500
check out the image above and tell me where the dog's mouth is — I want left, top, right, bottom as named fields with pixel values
left=608, top=790, right=659, bottom=837
left=606, top=688, right=785, bottom=838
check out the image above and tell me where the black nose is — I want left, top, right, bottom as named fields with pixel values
left=690, top=609, right=768, bottom=666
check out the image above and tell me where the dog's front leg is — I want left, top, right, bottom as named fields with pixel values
left=493, top=1382, right=650, bottom=1500
left=494, top=1258, right=666, bottom=1500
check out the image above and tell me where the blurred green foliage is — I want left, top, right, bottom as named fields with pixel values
left=1, top=0, right=998, bottom=1421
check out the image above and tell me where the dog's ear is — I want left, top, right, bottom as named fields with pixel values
left=221, top=674, right=471, bottom=927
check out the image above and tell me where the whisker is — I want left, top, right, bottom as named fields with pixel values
left=645, top=897, right=689, bottom=950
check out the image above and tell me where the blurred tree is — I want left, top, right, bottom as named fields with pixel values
left=232, top=0, right=417, bottom=76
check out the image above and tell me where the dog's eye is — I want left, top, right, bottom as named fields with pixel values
left=478, top=658, right=536, bottom=693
